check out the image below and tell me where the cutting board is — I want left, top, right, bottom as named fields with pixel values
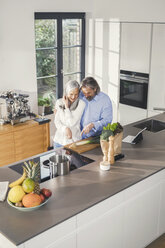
left=64, top=138, right=100, bottom=154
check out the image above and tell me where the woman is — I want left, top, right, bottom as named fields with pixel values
left=53, top=80, right=85, bottom=148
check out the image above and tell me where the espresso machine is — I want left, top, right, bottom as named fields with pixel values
left=0, top=91, right=34, bottom=125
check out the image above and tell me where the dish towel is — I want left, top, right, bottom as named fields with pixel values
left=0, top=181, right=9, bottom=201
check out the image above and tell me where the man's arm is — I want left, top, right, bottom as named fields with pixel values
left=81, top=97, right=113, bottom=137
left=92, top=98, right=113, bottom=132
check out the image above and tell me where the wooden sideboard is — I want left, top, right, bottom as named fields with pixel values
left=0, top=120, right=50, bottom=167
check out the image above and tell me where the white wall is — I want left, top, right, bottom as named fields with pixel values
left=86, top=19, right=120, bottom=122
left=0, top=0, right=93, bottom=113
left=92, top=0, right=165, bottom=22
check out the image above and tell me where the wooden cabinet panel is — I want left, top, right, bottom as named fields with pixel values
left=14, top=125, right=45, bottom=161
left=0, top=121, right=50, bottom=166
left=0, top=133, right=15, bottom=167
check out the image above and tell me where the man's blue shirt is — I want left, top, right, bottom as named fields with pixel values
left=80, top=91, right=113, bottom=139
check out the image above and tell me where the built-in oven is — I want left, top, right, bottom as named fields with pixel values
left=120, top=70, right=149, bottom=109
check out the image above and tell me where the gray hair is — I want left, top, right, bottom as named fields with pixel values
left=64, top=80, right=80, bottom=95
left=80, top=77, right=100, bottom=94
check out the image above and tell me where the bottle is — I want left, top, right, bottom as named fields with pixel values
left=108, top=136, right=115, bottom=165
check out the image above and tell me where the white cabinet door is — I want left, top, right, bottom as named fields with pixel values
left=147, top=24, right=165, bottom=116
left=24, top=217, right=76, bottom=248
left=158, top=170, right=165, bottom=235
left=46, top=233, right=76, bottom=248
left=77, top=207, right=124, bottom=248
left=77, top=192, right=124, bottom=248
left=120, top=23, right=151, bottom=73
left=123, top=182, right=161, bottom=248
left=0, top=233, right=23, bottom=248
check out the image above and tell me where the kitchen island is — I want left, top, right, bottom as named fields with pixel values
left=0, top=114, right=165, bottom=248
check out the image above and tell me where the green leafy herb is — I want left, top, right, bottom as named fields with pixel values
left=101, top=122, right=123, bottom=141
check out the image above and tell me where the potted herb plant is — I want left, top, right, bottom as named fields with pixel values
left=43, top=97, right=52, bottom=115
left=38, top=97, right=45, bottom=115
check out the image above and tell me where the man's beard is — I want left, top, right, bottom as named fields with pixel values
left=86, top=96, right=93, bottom=101
left=86, top=94, right=96, bottom=101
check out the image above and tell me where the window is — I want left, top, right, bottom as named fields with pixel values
left=34, top=12, right=85, bottom=112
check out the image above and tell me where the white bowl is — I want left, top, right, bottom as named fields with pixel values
left=7, top=197, right=50, bottom=212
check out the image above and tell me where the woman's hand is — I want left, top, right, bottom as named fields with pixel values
left=65, top=127, right=72, bottom=139
left=54, top=108, right=57, bottom=115
left=63, top=95, right=69, bottom=109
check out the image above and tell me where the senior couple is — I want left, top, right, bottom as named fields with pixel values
left=53, top=77, right=113, bottom=148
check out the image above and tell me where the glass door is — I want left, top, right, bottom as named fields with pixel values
left=63, top=19, right=82, bottom=85
left=35, top=13, right=85, bottom=112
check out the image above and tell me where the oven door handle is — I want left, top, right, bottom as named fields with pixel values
left=120, top=77, right=148, bottom=84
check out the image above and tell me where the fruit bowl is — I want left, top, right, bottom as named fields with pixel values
left=7, top=197, right=50, bottom=212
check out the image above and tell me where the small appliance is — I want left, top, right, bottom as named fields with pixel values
left=120, top=70, right=149, bottom=109
left=0, top=91, right=34, bottom=125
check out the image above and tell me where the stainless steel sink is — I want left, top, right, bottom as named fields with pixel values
left=134, top=119, right=165, bottom=133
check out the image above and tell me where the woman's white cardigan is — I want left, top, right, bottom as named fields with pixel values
left=53, top=99, right=85, bottom=145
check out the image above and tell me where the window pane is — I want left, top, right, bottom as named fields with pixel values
left=36, top=49, right=57, bottom=77
left=37, top=77, right=56, bottom=106
left=35, top=20, right=57, bottom=48
left=63, top=19, right=82, bottom=46
left=63, top=73, right=81, bottom=85
left=63, top=47, right=81, bottom=74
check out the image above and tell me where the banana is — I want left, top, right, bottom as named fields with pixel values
left=9, top=169, right=26, bottom=188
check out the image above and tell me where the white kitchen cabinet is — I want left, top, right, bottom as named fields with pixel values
left=77, top=192, right=124, bottom=248
left=120, top=23, right=152, bottom=73
left=77, top=170, right=165, bottom=248
left=147, top=24, right=165, bottom=116
left=24, top=216, right=76, bottom=248
left=44, top=233, right=76, bottom=248
left=77, top=206, right=124, bottom=248
left=119, top=23, right=151, bottom=124
left=123, top=170, right=165, bottom=247
left=158, top=175, right=165, bottom=236
left=0, top=234, right=23, bottom=248
left=123, top=182, right=160, bottom=248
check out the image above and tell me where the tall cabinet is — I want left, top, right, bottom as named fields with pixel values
left=119, top=23, right=152, bottom=125
left=148, top=24, right=165, bottom=117
left=120, top=23, right=151, bottom=73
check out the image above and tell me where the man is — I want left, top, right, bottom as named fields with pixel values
left=80, top=76, right=113, bottom=139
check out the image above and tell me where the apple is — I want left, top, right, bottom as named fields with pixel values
left=39, top=193, right=45, bottom=203
left=41, top=188, right=52, bottom=198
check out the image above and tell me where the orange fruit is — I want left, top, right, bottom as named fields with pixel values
left=22, top=193, right=42, bottom=208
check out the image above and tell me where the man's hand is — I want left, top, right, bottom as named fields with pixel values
left=65, top=127, right=72, bottom=139
left=81, top=123, right=94, bottom=136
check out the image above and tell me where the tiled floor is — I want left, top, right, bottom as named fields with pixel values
left=146, top=234, right=165, bottom=248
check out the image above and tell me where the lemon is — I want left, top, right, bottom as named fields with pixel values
left=8, top=185, right=25, bottom=203
left=22, top=178, right=35, bottom=193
